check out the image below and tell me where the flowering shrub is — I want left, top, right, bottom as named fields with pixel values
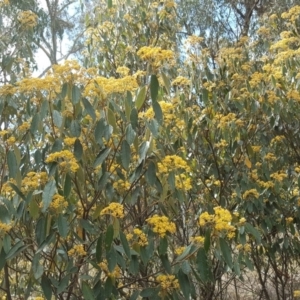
left=1, top=1, right=300, bottom=299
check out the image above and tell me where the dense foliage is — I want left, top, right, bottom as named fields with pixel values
left=1, top=0, right=300, bottom=299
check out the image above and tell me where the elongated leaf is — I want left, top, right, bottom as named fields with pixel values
left=93, top=148, right=111, bottom=168
left=135, top=86, right=147, bottom=110
left=41, top=275, right=52, bottom=300
left=245, top=223, right=261, bottom=244
left=105, top=224, right=114, bottom=251
left=150, top=75, right=159, bottom=102
left=119, top=231, right=131, bottom=258
left=107, top=108, right=117, bottom=132
left=161, top=72, right=170, bottom=94
left=219, top=238, right=233, bottom=268
left=64, top=173, right=71, bottom=198
left=53, top=110, right=62, bottom=127
left=94, top=118, right=106, bottom=144
left=196, top=248, right=211, bottom=282
left=145, top=161, right=156, bottom=185
left=70, top=120, right=81, bottom=137
left=41, top=180, right=56, bottom=213
left=178, top=269, right=190, bottom=299
left=82, top=281, right=94, bottom=300
left=96, top=233, right=103, bottom=263
left=121, top=140, right=131, bottom=170
left=130, top=108, right=138, bottom=129
left=74, top=138, right=83, bottom=161
left=72, top=85, right=81, bottom=104
left=152, top=101, right=163, bottom=125
left=32, top=254, right=44, bottom=279
left=106, top=247, right=117, bottom=272
left=126, top=124, right=136, bottom=145
left=58, top=215, right=69, bottom=238
left=82, top=98, right=96, bottom=120
left=7, top=150, right=18, bottom=178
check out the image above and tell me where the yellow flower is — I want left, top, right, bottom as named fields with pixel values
left=146, top=215, right=176, bottom=237
left=99, top=259, right=121, bottom=279
left=45, top=150, right=79, bottom=173
left=68, top=244, right=87, bottom=257
left=100, top=203, right=124, bottom=218
left=156, top=274, right=179, bottom=294
left=18, top=10, right=38, bottom=28
left=295, top=290, right=300, bottom=298
left=243, top=189, right=260, bottom=199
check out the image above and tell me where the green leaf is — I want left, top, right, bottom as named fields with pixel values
left=107, top=108, right=117, bottom=133
left=41, top=180, right=56, bottom=213
left=135, top=86, right=147, bottom=110
left=119, top=231, right=131, bottom=258
left=74, top=138, right=83, bottom=161
left=106, top=247, right=117, bottom=272
left=7, top=150, right=18, bottom=178
left=93, top=148, right=111, bottom=168
left=71, top=85, right=81, bottom=104
left=82, top=281, right=94, bottom=300
left=161, top=72, right=170, bottom=94
left=140, top=288, right=159, bottom=297
left=32, top=254, right=44, bottom=279
left=96, top=234, right=103, bottom=263
left=6, top=241, right=29, bottom=260
left=129, top=290, right=140, bottom=300
left=121, top=140, right=131, bottom=170
left=145, top=161, right=156, bottom=185
left=196, top=247, right=211, bottom=282
left=94, top=118, right=106, bottom=144
left=0, top=249, right=6, bottom=271
left=130, top=108, right=138, bottom=129
left=159, top=237, right=168, bottom=255
left=57, top=275, right=70, bottom=294
left=70, top=120, right=81, bottom=137
left=219, top=238, right=232, bottom=268
left=57, top=215, right=69, bottom=238
left=64, top=173, right=72, bottom=198
left=146, top=119, right=159, bottom=137
left=53, top=110, right=62, bottom=127
left=178, top=269, right=190, bottom=299
left=82, top=98, right=96, bottom=120
left=105, top=224, right=114, bottom=251
left=245, top=223, right=261, bottom=244
left=150, top=75, right=159, bottom=102
left=107, top=0, right=112, bottom=8
left=126, top=124, right=136, bottom=145
left=30, top=113, right=40, bottom=134
left=128, top=255, right=139, bottom=275
left=160, top=254, right=171, bottom=273
left=152, top=101, right=163, bottom=125
left=41, top=275, right=52, bottom=300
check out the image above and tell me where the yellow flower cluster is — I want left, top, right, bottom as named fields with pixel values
left=191, top=236, right=205, bottom=245
left=100, top=203, right=124, bottom=218
left=67, top=244, right=87, bottom=257
left=116, top=66, right=130, bottom=77
left=146, top=215, right=176, bottom=237
left=199, top=207, right=236, bottom=239
left=156, top=274, right=179, bottom=294
left=158, top=155, right=190, bottom=174
left=113, top=179, right=131, bottom=194
left=132, top=228, right=148, bottom=247
left=18, top=122, right=30, bottom=132
left=242, top=189, right=260, bottom=199
left=137, top=46, right=174, bottom=68
left=18, top=10, right=38, bottom=28
left=64, top=137, right=77, bottom=146
left=45, top=150, right=79, bottom=173
left=84, top=76, right=138, bottom=100
left=294, top=290, right=300, bottom=298
left=0, top=222, right=12, bottom=235
left=99, top=259, right=121, bottom=279
left=236, top=243, right=251, bottom=253
left=175, top=174, right=192, bottom=190
left=214, top=113, right=237, bottom=129
left=270, top=172, right=288, bottom=182
left=171, top=76, right=191, bottom=86
left=264, top=152, right=277, bottom=161
left=174, top=246, right=185, bottom=255
left=281, top=5, right=300, bottom=22
left=22, top=172, right=48, bottom=193
left=49, top=194, right=68, bottom=213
